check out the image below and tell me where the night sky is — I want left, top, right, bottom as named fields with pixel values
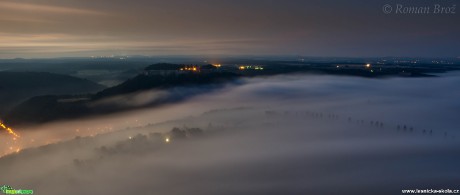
left=0, top=0, right=459, bottom=58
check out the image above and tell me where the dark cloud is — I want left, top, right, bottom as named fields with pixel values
left=0, top=0, right=459, bottom=57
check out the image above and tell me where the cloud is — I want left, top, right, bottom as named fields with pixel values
left=0, top=1, right=106, bottom=15
left=0, top=32, right=267, bottom=58
left=0, top=0, right=458, bottom=58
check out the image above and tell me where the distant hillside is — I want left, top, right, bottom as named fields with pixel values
left=94, top=72, right=239, bottom=99
left=0, top=72, right=105, bottom=116
left=5, top=70, right=240, bottom=126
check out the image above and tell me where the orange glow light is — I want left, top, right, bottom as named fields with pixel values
left=0, top=121, right=20, bottom=138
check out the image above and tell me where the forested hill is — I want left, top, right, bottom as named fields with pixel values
left=0, top=72, right=104, bottom=116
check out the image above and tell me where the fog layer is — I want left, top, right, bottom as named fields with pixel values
left=1, top=73, right=460, bottom=194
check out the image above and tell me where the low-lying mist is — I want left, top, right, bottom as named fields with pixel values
left=1, top=72, right=460, bottom=194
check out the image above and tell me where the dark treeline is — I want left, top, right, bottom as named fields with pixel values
left=266, top=109, right=456, bottom=140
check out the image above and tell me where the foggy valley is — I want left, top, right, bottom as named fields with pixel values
left=1, top=72, right=459, bottom=194
left=1, top=0, right=459, bottom=194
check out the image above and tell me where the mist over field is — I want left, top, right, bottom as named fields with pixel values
left=1, top=72, right=460, bottom=194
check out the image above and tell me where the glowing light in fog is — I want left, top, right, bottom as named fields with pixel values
left=0, top=121, right=20, bottom=138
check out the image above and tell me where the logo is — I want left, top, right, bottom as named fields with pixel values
left=0, top=185, right=33, bottom=195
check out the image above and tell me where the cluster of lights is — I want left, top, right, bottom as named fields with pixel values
left=1, top=120, right=125, bottom=157
left=0, top=120, right=22, bottom=157
left=239, top=65, right=264, bottom=70
left=126, top=136, right=170, bottom=143
left=180, top=66, right=198, bottom=72
left=212, top=64, right=222, bottom=68
left=0, top=121, right=20, bottom=138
